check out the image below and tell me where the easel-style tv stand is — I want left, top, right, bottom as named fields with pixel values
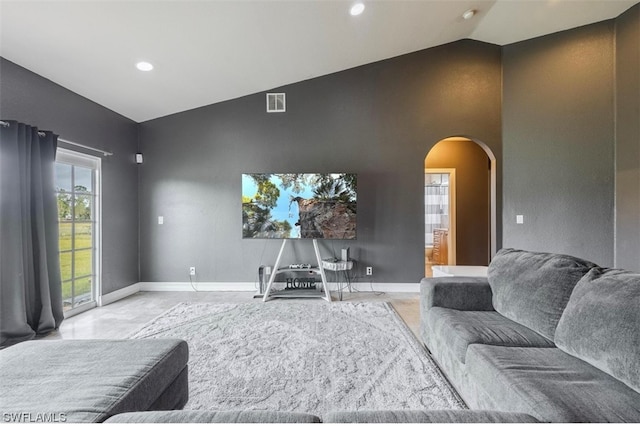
left=262, top=239, right=331, bottom=302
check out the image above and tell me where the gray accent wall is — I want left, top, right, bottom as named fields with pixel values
left=502, top=22, right=616, bottom=267
left=615, top=4, right=640, bottom=271
left=139, top=40, right=503, bottom=284
left=2, top=6, right=637, bottom=290
left=0, top=58, right=139, bottom=294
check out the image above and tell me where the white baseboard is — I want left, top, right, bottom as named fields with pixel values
left=137, top=281, right=419, bottom=293
left=349, top=282, right=420, bottom=293
left=137, top=282, right=258, bottom=292
left=98, top=282, right=419, bottom=304
left=100, top=283, right=141, bottom=306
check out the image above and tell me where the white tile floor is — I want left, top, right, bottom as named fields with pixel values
left=45, top=291, right=422, bottom=340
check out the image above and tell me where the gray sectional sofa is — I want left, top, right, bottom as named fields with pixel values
left=0, top=337, right=536, bottom=425
left=9, top=248, right=637, bottom=423
left=0, top=319, right=539, bottom=423
left=420, top=248, right=640, bottom=422
left=0, top=327, right=539, bottom=423
left=0, top=339, right=189, bottom=423
left=106, top=409, right=538, bottom=423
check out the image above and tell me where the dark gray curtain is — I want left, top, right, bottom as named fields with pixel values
left=0, top=120, right=63, bottom=348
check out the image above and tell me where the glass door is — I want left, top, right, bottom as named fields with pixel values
left=54, top=149, right=101, bottom=315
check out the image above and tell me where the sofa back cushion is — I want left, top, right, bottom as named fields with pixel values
left=487, top=248, right=596, bottom=340
left=555, top=267, right=640, bottom=393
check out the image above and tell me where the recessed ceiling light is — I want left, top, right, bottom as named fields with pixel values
left=462, top=9, right=476, bottom=20
left=136, top=61, right=154, bottom=72
left=350, top=2, right=365, bottom=16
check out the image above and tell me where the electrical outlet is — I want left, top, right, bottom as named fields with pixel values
left=366, top=266, right=373, bottom=276
left=189, top=266, right=196, bottom=276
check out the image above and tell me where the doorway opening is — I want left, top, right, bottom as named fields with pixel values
left=424, top=137, right=496, bottom=276
left=424, top=169, right=456, bottom=273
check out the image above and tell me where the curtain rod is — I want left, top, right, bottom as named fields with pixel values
left=57, top=138, right=113, bottom=157
left=0, top=120, right=113, bottom=157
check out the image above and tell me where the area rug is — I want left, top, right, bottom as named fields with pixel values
left=128, top=302, right=465, bottom=415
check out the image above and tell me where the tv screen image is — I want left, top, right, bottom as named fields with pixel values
left=242, top=173, right=357, bottom=239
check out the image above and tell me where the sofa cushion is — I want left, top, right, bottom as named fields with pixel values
left=0, top=339, right=189, bottom=423
left=324, top=409, right=539, bottom=423
left=555, top=267, right=640, bottom=394
left=420, top=277, right=494, bottom=312
left=487, top=248, right=596, bottom=340
left=425, top=308, right=554, bottom=363
left=106, top=410, right=321, bottom=423
left=466, top=345, right=640, bottom=422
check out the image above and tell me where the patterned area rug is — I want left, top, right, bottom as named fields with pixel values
left=129, top=302, right=465, bottom=415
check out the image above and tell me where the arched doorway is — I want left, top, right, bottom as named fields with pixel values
left=424, top=137, right=496, bottom=275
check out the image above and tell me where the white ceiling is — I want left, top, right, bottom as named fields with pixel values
left=1, top=0, right=637, bottom=123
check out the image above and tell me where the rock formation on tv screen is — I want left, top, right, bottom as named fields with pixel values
left=295, top=198, right=356, bottom=239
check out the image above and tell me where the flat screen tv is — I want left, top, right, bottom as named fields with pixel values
left=242, top=173, right=357, bottom=239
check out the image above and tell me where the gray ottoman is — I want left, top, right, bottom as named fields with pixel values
left=106, top=410, right=322, bottom=423
left=0, top=339, right=188, bottom=423
left=324, top=410, right=539, bottom=423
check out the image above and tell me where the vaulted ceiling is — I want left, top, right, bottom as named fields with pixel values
left=1, top=0, right=637, bottom=122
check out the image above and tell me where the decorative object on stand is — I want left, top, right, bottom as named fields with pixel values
left=284, top=277, right=316, bottom=290
left=341, top=247, right=350, bottom=262
left=288, top=263, right=311, bottom=269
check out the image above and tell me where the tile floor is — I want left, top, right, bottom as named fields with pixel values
left=45, top=290, right=422, bottom=341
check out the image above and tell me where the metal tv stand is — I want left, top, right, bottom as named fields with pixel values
left=262, top=239, right=331, bottom=302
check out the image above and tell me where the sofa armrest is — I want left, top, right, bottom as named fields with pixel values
left=420, top=276, right=494, bottom=311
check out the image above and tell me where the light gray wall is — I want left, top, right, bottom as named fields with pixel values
left=502, top=22, right=616, bottom=266
left=139, top=40, right=503, bottom=284
left=615, top=4, right=640, bottom=271
left=0, top=58, right=140, bottom=294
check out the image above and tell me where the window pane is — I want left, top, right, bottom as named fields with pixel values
left=56, top=149, right=100, bottom=314
left=57, top=193, right=73, bottom=221
left=74, top=167, right=93, bottom=193
left=60, top=252, right=72, bottom=282
left=73, top=277, right=93, bottom=308
left=74, top=249, right=92, bottom=279
left=74, top=195, right=92, bottom=220
left=62, top=280, right=73, bottom=307
left=59, top=222, right=72, bottom=251
left=55, top=163, right=72, bottom=192
left=74, top=223, right=92, bottom=249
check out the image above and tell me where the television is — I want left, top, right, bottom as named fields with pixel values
left=242, top=173, right=357, bottom=239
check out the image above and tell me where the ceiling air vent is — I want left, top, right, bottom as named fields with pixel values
left=266, top=93, right=286, bottom=113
